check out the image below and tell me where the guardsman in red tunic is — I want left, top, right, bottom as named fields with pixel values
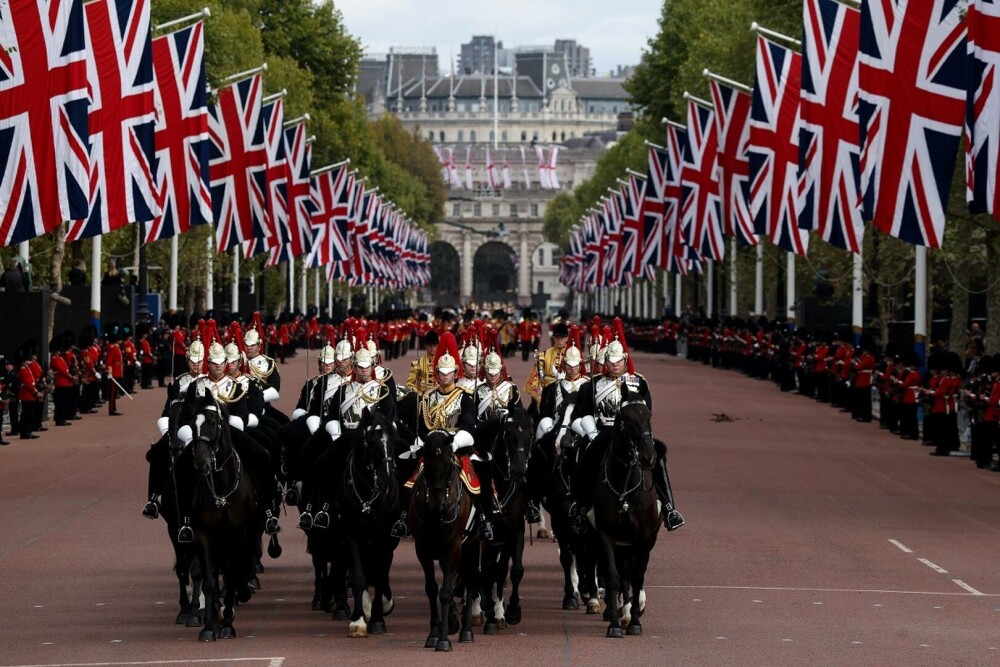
left=851, top=340, right=876, bottom=422
left=895, top=352, right=922, bottom=440
left=518, top=317, right=533, bottom=361
left=105, top=330, right=124, bottom=416
left=17, top=354, right=41, bottom=439
left=122, top=330, right=137, bottom=393
left=139, top=330, right=155, bottom=389
left=51, top=339, right=75, bottom=426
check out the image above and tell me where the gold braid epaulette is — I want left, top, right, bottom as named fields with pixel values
left=249, top=355, right=275, bottom=381
left=420, top=388, right=465, bottom=431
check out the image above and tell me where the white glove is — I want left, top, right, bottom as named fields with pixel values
left=579, top=415, right=599, bottom=441
left=325, top=420, right=342, bottom=441
left=95, top=372, right=102, bottom=380
left=400, top=436, right=425, bottom=459
left=176, top=425, right=194, bottom=446
left=535, top=417, right=554, bottom=441
left=291, top=408, right=307, bottom=420
left=306, top=415, right=322, bottom=434
left=452, top=429, right=474, bottom=451
left=262, top=387, right=279, bottom=402
left=156, top=416, right=170, bottom=437
left=228, top=415, right=244, bottom=431
left=246, top=413, right=259, bottom=429
left=570, top=418, right=586, bottom=437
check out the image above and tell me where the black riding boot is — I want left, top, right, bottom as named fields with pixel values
left=472, top=458, right=495, bottom=541
left=652, top=456, right=684, bottom=531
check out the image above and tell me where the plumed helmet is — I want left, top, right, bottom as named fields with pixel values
left=484, top=351, right=503, bottom=374
left=366, top=339, right=379, bottom=357
left=437, top=350, right=458, bottom=372
left=224, top=343, right=241, bottom=364
left=461, top=344, right=480, bottom=365
left=319, top=344, right=336, bottom=364
left=434, top=332, right=461, bottom=373
left=605, top=340, right=627, bottom=364
left=187, top=340, right=205, bottom=364
left=244, top=327, right=261, bottom=346
left=354, top=348, right=374, bottom=368
left=563, top=345, right=583, bottom=367
left=207, top=342, right=226, bottom=365
left=334, top=338, right=354, bottom=361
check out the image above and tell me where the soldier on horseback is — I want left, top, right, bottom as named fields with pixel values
left=569, top=318, right=684, bottom=533
left=392, top=332, right=496, bottom=541
left=244, top=312, right=285, bottom=425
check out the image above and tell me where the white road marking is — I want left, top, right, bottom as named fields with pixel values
left=953, top=579, right=984, bottom=596
left=918, top=558, right=948, bottom=574
left=888, top=539, right=913, bottom=553
left=2, top=659, right=286, bottom=667
left=644, top=585, right=998, bottom=597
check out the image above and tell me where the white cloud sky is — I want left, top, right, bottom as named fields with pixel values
left=333, top=0, right=662, bottom=75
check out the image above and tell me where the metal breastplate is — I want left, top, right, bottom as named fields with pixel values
left=204, top=375, right=247, bottom=404
left=595, top=374, right=642, bottom=426
left=248, top=354, right=275, bottom=382
left=341, top=380, right=383, bottom=430
left=456, top=377, right=477, bottom=392
left=554, top=376, right=587, bottom=412
left=176, top=373, right=195, bottom=397
left=421, top=388, right=465, bottom=432
left=476, top=381, right=513, bottom=420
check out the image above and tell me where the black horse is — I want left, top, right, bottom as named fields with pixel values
left=474, top=406, right=532, bottom=633
left=336, top=408, right=403, bottom=638
left=527, top=388, right=602, bottom=614
left=172, top=390, right=263, bottom=641
left=409, top=430, right=480, bottom=652
left=587, top=384, right=661, bottom=638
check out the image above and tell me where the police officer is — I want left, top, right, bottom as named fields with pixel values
left=570, top=322, right=684, bottom=532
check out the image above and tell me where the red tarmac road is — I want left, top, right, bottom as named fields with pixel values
left=1, top=349, right=1000, bottom=667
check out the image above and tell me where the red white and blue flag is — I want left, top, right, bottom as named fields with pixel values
left=617, top=173, right=645, bottom=283
left=858, top=0, right=966, bottom=247
left=307, top=164, right=350, bottom=271
left=243, top=97, right=285, bottom=258
left=799, top=0, right=863, bottom=253
left=966, top=0, right=1000, bottom=218
left=681, top=99, right=725, bottom=261
left=144, top=21, right=210, bottom=242
left=749, top=35, right=809, bottom=255
left=638, top=145, right=668, bottom=279
left=208, top=73, right=269, bottom=253
left=708, top=78, right=758, bottom=246
left=267, top=120, right=312, bottom=265
left=0, top=0, right=90, bottom=245
left=663, top=125, right=692, bottom=275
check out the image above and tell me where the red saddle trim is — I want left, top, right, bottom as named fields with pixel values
left=404, top=455, right=480, bottom=494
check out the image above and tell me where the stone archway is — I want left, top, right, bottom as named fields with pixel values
left=429, top=240, right=461, bottom=307
left=473, top=241, right=518, bottom=305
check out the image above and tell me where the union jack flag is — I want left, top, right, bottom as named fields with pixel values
left=66, top=0, right=156, bottom=241
left=799, top=0, right=864, bottom=253
left=143, top=21, right=210, bottom=242
left=858, top=0, right=966, bottom=247
left=681, top=99, right=725, bottom=261
left=966, top=0, right=1000, bottom=218
left=243, top=98, right=285, bottom=259
left=618, top=173, right=645, bottom=282
left=267, top=121, right=312, bottom=265
left=749, top=35, right=809, bottom=256
left=709, top=79, right=758, bottom=246
left=535, top=145, right=549, bottom=189
left=351, top=190, right=380, bottom=285
left=663, top=125, right=691, bottom=275
left=0, top=0, right=90, bottom=246
left=638, top=145, right=667, bottom=279
left=548, top=146, right=561, bottom=189
left=307, top=164, right=350, bottom=271
left=208, top=73, right=269, bottom=253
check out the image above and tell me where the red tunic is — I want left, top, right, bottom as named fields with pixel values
left=18, top=366, right=38, bottom=402
left=52, top=354, right=74, bottom=388
left=983, top=381, right=1000, bottom=422
left=853, top=352, right=876, bottom=388
left=900, top=370, right=922, bottom=404
left=105, top=343, right=123, bottom=379
left=139, top=338, right=154, bottom=364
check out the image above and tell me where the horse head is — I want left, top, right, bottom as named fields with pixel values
left=420, top=430, right=456, bottom=512
left=174, top=389, right=227, bottom=479
left=616, top=382, right=655, bottom=470
left=499, top=405, right=531, bottom=483
left=360, top=408, right=397, bottom=488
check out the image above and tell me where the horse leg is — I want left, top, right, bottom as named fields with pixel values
left=368, top=547, right=389, bottom=634
left=219, top=568, right=238, bottom=639
left=558, top=539, right=579, bottom=610
left=310, top=553, right=326, bottom=611
left=600, top=534, right=624, bottom=638
left=436, top=557, right=457, bottom=651
left=198, top=555, right=218, bottom=642
left=479, top=546, right=498, bottom=635
left=331, top=551, right=350, bottom=621
left=188, top=564, right=204, bottom=628
left=420, top=556, right=441, bottom=649
left=626, top=550, right=650, bottom=636
left=174, top=549, right=191, bottom=625
left=347, top=539, right=368, bottom=638
left=506, top=535, right=525, bottom=625
left=458, top=543, right=476, bottom=644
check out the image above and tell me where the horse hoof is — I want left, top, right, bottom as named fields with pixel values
left=471, top=612, right=483, bottom=626
left=333, top=609, right=349, bottom=621
left=219, top=626, right=237, bottom=639
left=348, top=624, right=368, bottom=639
left=459, top=629, right=474, bottom=643
left=186, top=614, right=202, bottom=628
left=626, top=622, right=643, bottom=636
left=586, top=600, right=601, bottom=615
left=436, top=639, right=453, bottom=652
left=563, top=596, right=579, bottom=611
left=175, top=611, right=188, bottom=625
left=483, top=621, right=499, bottom=635
left=369, top=620, right=386, bottom=634
left=536, top=528, right=550, bottom=539
left=607, top=625, right=625, bottom=639
left=267, top=537, right=282, bottom=559
left=506, top=605, right=521, bottom=626
left=311, top=599, right=323, bottom=612
left=424, top=635, right=438, bottom=649
left=198, top=630, right=216, bottom=642
left=250, top=576, right=261, bottom=591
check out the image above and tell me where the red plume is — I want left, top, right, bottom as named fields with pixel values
left=433, top=332, right=462, bottom=377
left=250, top=311, right=264, bottom=337
left=230, top=321, right=245, bottom=354
left=567, top=325, right=581, bottom=351
left=195, top=319, right=206, bottom=342
left=589, top=323, right=602, bottom=375
left=354, top=327, right=368, bottom=352
left=613, top=317, right=634, bottom=374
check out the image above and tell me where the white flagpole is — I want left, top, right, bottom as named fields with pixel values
left=204, top=234, right=213, bottom=311
left=327, top=274, right=334, bottom=316
left=154, top=7, right=210, bottom=32
left=493, top=36, right=499, bottom=150
left=755, top=244, right=764, bottom=315
left=674, top=273, right=682, bottom=316
left=914, top=245, right=927, bottom=362
left=314, top=268, right=320, bottom=312
left=706, top=261, right=714, bottom=319
left=91, top=236, right=102, bottom=325
left=168, top=235, right=178, bottom=312
left=852, top=250, right=863, bottom=343
left=730, top=237, right=738, bottom=316
left=786, top=252, right=795, bottom=321
left=299, top=261, right=307, bottom=314
left=231, top=250, right=239, bottom=315
left=288, top=258, right=295, bottom=313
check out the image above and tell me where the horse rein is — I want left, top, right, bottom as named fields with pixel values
left=347, top=425, right=393, bottom=514
left=603, top=404, right=655, bottom=513
left=194, top=400, right=244, bottom=509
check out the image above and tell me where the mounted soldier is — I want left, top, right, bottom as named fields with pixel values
left=243, top=312, right=286, bottom=425
left=569, top=318, right=684, bottom=532
left=392, top=332, right=496, bottom=541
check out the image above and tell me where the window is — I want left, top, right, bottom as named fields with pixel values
left=532, top=131, right=539, bottom=141
left=439, top=131, right=445, bottom=142
left=452, top=203, right=461, bottom=217
left=530, top=204, right=539, bottom=217
left=502, top=131, right=508, bottom=142
left=473, top=203, right=481, bottom=216
left=510, top=203, right=519, bottom=217
left=560, top=131, right=566, bottom=141
left=489, top=130, right=495, bottom=142
left=470, top=130, right=477, bottom=143
left=520, top=131, right=527, bottom=141
left=552, top=131, right=557, bottom=141
left=457, top=130, right=464, bottom=142
left=492, top=203, right=500, bottom=216
left=428, top=131, right=434, bottom=141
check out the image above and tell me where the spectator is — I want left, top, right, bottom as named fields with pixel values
left=101, top=259, right=123, bottom=287
left=67, top=260, right=87, bottom=286
left=1, top=258, right=27, bottom=293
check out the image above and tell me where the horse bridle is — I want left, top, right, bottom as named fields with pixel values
left=421, top=432, right=462, bottom=525
left=603, top=400, right=654, bottom=512
left=347, top=424, right=393, bottom=514
left=193, top=400, right=243, bottom=508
